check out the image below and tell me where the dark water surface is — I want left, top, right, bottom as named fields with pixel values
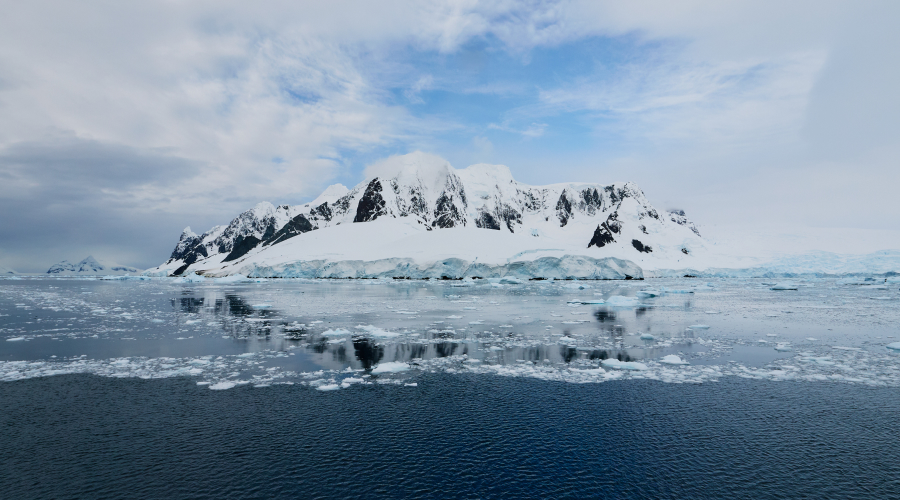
left=2, top=374, right=898, bottom=499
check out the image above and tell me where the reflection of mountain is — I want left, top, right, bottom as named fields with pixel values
left=48, top=256, right=138, bottom=275
left=147, top=152, right=706, bottom=280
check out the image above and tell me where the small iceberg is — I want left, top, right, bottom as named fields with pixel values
left=605, top=296, right=640, bottom=307
left=636, top=290, right=661, bottom=298
left=601, top=359, right=648, bottom=371
left=886, top=342, right=900, bottom=351
left=770, top=283, right=799, bottom=290
left=371, top=361, right=410, bottom=374
left=688, top=324, right=710, bottom=330
left=566, top=299, right=605, bottom=305
left=639, top=333, right=655, bottom=340
left=214, top=274, right=251, bottom=283
left=659, top=355, right=689, bottom=365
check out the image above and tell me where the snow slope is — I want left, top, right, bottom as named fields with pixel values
left=146, top=152, right=710, bottom=279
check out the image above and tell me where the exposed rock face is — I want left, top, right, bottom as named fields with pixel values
left=668, top=209, right=701, bottom=236
left=354, top=179, right=387, bottom=223
left=556, top=191, right=572, bottom=226
left=223, top=235, right=262, bottom=262
left=632, top=239, right=653, bottom=253
left=265, top=214, right=314, bottom=246
left=588, top=224, right=616, bottom=249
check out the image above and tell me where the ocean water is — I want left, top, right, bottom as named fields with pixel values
left=1, top=276, right=899, bottom=498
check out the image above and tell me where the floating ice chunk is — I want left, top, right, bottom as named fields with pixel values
left=499, top=277, right=523, bottom=284
left=636, top=290, right=660, bottom=298
left=558, top=336, right=576, bottom=344
left=870, top=296, right=894, bottom=300
left=639, top=333, right=655, bottom=340
left=659, top=355, right=689, bottom=365
left=251, top=304, right=272, bottom=309
left=563, top=283, right=591, bottom=290
left=601, top=359, right=648, bottom=371
left=322, top=328, right=351, bottom=336
left=770, top=283, right=798, bottom=290
left=688, top=325, right=710, bottom=330
left=806, top=337, right=818, bottom=341
left=209, top=381, right=237, bottom=390
left=356, top=325, right=400, bottom=337
left=372, top=361, right=410, bottom=374
left=885, top=342, right=900, bottom=351
left=468, top=320, right=484, bottom=325
left=404, top=383, right=418, bottom=387
left=489, top=346, right=503, bottom=351
left=605, top=296, right=640, bottom=307
left=317, top=384, right=340, bottom=391
left=704, top=310, right=719, bottom=314
left=774, top=344, right=792, bottom=352
left=446, top=315, right=463, bottom=319
left=214, top=274, right=251, bottom=283
left=567, top=299, right=605, bottom=305
left=766, top=334, right=778, bottom=337
left=832, top=346, right=862, bottom=351
left=6, top=337, right=25, bottom=342
left=151, top=319, right=164, bottom=323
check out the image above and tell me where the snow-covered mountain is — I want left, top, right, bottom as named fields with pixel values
left=48, top=256, right=138, bottom=275
left=147, top=153, right=708, bottom=279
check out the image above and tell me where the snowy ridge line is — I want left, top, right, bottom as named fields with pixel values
left=235, top=255, right=643, bottom=280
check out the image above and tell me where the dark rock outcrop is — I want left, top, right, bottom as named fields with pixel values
left=223, top=235, right=262, bottom=262
left=556, top=190, right=572, bottom=226
left=265, top=214, right=315, bottom=246
left=632, top=239, right=653, bottom=253
left=588, top=224, right=616, bottom=248
left=354, top=179, right=387, bottom=223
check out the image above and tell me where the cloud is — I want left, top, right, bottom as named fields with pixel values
left=404, top=75, right=435, bottom=104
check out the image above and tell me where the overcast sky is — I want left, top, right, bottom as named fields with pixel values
left=1, top=0, right=898, bottom=271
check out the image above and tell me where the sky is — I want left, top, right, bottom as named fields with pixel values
left=1, top=0, right=898, bottom=272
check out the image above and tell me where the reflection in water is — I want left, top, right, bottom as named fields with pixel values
left=353, top=337, right=384, bottom=370
left=595, top=309, right=616, bottom=322
left=173, top=297, right=204, bottom=314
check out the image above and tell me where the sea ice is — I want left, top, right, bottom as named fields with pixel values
left=886, top=342, right=900, bottom=351
left=659, top=355, right=689, bottom=365
left=601, top=359, right=648, bottom=371
left=605, top=296, right=640, bottom=307
left=371, top=362, right=410, bottom=374
left=770, top=283, right=799, bottom=290
left=356, top=325, right=400, bottom=337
